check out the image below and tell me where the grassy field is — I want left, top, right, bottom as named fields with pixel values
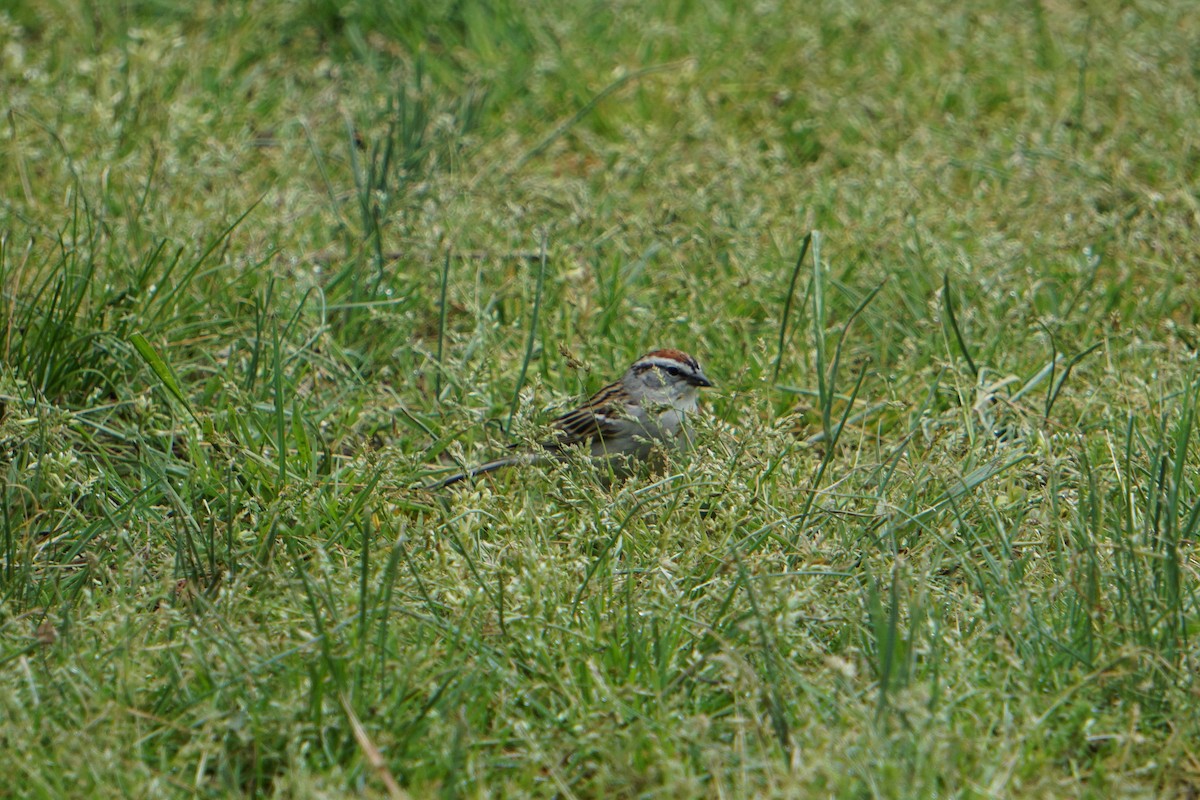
left=3, top=0, right=1200, bottom=796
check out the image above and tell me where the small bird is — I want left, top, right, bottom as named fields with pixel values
left=431, top=348, right=713, bottom=489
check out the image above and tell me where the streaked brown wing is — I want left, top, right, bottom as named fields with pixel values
left=546, top=382, right=627, bottom=449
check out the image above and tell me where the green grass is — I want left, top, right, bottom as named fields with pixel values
left=3, top=0, right=1199, bottom=796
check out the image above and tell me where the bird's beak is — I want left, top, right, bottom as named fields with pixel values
left=692, top=373, right=714, bottom=388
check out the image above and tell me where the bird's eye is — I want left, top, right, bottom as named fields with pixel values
left=666, top=366, right=681, bottom=376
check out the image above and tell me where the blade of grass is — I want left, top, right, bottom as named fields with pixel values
left=942, top=272, right=977, bottom=379
left=436, top=248, right=452, bottom=400
left=507, top=233, right=548, bottom=434
left=811, top=232, right=829, bottom=437
left=130, top=332, right=198, bottom=424
left=1045, top=341, right=1103, bottom=422
left=772, top=233, right=811, bottom=385
left=339, top=691, right=410, bottom=800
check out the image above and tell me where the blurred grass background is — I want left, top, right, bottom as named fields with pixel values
left=2, top=0, right=1199, bottom=796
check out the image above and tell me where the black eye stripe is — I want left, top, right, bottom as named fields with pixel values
left=635, top=358, right=701, bottom=378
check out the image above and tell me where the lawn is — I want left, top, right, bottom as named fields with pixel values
left=2, top=0, right=1199, bottom=796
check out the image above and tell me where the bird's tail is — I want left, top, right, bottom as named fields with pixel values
left=426, top=453, right=538, bottom=490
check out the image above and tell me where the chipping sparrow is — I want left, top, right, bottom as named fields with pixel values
left=431, top=348, right=713, bottom=488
